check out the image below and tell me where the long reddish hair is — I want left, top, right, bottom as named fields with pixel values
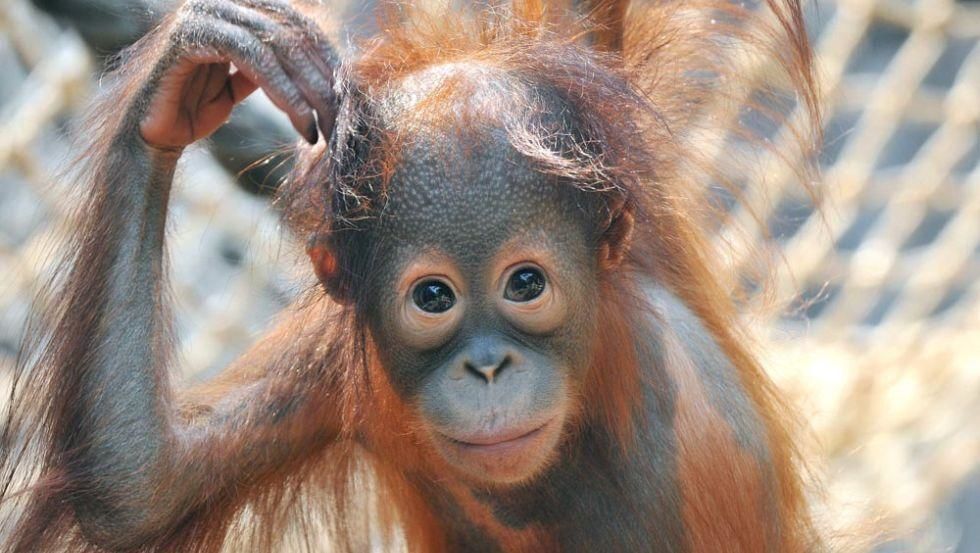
left=0, top=1, right=822, bottom=551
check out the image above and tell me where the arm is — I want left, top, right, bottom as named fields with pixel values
left=1, top=1, right=342, bottom=549
left=642, top=285, right=811, bottom=551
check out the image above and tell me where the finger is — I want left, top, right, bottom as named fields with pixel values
left=272, top=45, right=336, bottom=141
left=183, top=17, right=318, bottom=143
left=245, top=0, right=340, bottom=83
left=227, top=70, right=259, bottom=104
left=237, top=0, right=308, bottom=28
left=207, top=3, right=336, bottom=141
left=201, top=62, right=232, bottom=105
left=239, top=0, right=339, bottom=63
left=197, top=69, right=257, bottom=125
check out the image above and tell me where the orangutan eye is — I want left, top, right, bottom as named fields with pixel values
left=505, top=267, right=546, bottom=302
left=412, top=280, right=456, bottom=313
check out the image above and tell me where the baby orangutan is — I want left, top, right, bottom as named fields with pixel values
left=0, top=0, right=824, bottom=551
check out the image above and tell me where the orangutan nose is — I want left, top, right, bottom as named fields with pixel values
left=463, top=355, right=512, bottom=384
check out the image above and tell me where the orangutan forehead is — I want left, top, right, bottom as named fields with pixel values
left=371, top=134, right=599, bottom=268
left=360, top=60, right=606, bottom=265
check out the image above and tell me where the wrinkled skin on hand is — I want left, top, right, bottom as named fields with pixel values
left=138, top=0, right=337, bottom=148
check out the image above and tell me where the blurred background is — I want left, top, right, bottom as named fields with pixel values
left=0, top=0, right=977, bottom=550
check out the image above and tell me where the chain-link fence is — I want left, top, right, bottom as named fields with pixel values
left=0, top=0, right=977, bottom=550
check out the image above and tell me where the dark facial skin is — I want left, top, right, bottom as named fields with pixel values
left=359, top=131, right=603, bottom=484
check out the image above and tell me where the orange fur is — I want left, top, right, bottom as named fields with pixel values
left=662, top=326, right=782, bottom=551
left=1, top=1, right=823, bottom=551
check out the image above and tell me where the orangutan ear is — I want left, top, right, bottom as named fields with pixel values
left=598, top=205, right=634, bottom=270
left=307, top=240, right=350, bottom=301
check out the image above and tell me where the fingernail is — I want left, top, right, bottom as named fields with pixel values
left=306, top=121, right=319, bottom=144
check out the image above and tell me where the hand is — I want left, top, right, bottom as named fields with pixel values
left=138, top=0, right=337, bottom=149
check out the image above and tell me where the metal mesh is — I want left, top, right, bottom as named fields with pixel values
left=759, top=1, right=980, bottom=549
left=0, top=0, right=977, bottom=550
